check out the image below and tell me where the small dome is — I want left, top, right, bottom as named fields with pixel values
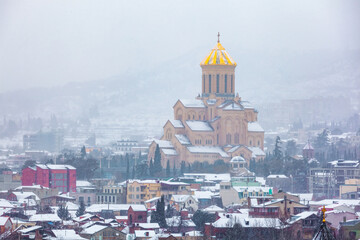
left=230, top=156, right=245, bottom=163
left=200, top=42, right=237, bottom=66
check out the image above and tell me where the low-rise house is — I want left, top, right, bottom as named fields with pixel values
left=128, top=205, right=147, bottom=225
left=166, top=216, right=196, bottom=233
left=13, top=185, right=58, bottom=200
left=49, top=229, right=86, bottom=240
left=40, top=193, right=76, bottom=208
left=80, top=224, right=126, bottom=240
left=288, top=211, right=321, bottom=240
left=325, top=210, right=357, bottom=230
left=339, top=219, right=360, bottom=240
left=204, top=214, right=288, bottom=239
left=0, top=216, right=12, bottom=234
left=170, top=194, right=198, bottom=212
left=71, top=180, right=97, bottom=206
left=249, top=197, right=309, bottom=218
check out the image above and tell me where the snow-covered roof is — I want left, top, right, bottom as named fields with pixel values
left=183, top=173, right=231, bottom=182
left=203, top=205, right=225, bottom=213
left=175, top=134, right=191, bottom=145
left=233, top=186, right=272, bottom=193
left=178, top=99, right=206, bottom=108
left=12, top=191, right=40, bottom=201
left=303, top=142, right=314, bottom=150
left=171, top=195, right=193, bottom=203
left=223, top=102, right=243, bottom=111
left=187, top=146, right=229, bottom=157
left=81, top=225, right=108, bottom=235
left=137, top=223, right=160, bottom=229
left=240, top=101, right=254, bottom=109
left=310, top=199, right=360, bottom=206
left=76, top=180, right=93, bottom=187
left=212, top=215, right=282, bottom=228
left=29, top=214, right=61, bottom=222
left=166, top=216, right=196, bottom=227
left=185, top=121, right=213, bottom=131
left=247, top=147, right=266, bottom=157
left=267, top=174, right=288, bottom=179
left=135, top=230, right=156, bottom=238
left=15, top=185, right=49, bottom=190
left=51, top=230, right=85, bottom=240
left=36, top=164, right=75, bottom=170
left=0, top=216, right=10, bottom=225
left=161, top=148, right=178, bottom=156
left=153, top=139, right=174, bottom=148
left=256, top=177, right=266, bottom=185
left=247, top=122, right=264, bottom=132
left=169, top=119, right=184, bottom=128
left=65, top=201, right=79, bottom=211
left=0, top=199, right=14, bottom=208
left=86, top=204, right=146, bottom=213
left=193, top=191, right=215, bottom=200
left=230, top=156, right=246, bottom=163
left=329, top=160, right=359, bottom=168
left=18, top=226, right=42, bottom=234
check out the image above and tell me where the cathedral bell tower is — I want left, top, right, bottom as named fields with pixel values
left=200, top=33, right=237, bottom=98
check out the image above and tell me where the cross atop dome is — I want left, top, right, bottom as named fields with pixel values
left=217, top=32, right=220, bottom=43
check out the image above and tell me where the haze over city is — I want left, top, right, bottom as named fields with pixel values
left=0, top=1, right=359, bottom=239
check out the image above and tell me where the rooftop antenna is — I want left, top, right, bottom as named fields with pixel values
left=217, top=32, right=220, bottom=43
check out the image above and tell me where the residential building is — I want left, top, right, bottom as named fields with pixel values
left=266, top=174, right=292, bottom=192
left=309, top=160, right=360, bottom=199
left=21, top=164, right=76, bottom=193
left=80, top=225, right=126, bottom=240
left=148, top=38, right=265, bottom=168
left=127, top=180, right=161, bottom=204
left=249, top=196, right=310, bottom=218
left=340, top=179, right=360, bottom=199
left=339, top=219, right=360, bottom=240
left=23, top=130, right=63, bottom=153
left=170, top=195, right=198, bottom=212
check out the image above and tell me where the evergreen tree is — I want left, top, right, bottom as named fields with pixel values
left=149, top=158, right=154, bottom=177
left=76, top=200, right=86, bottom=217
left=81, top=145, right=86, bottom=158
left=180, top=161, right=186, bottom=175
left=273, top=136, right=283, bottom=160
left=132, top=165, right=135, bottom=179
left=315, top=129, right=330, bottom=148
left=153, top=144, right=162, bottom=175
left=126, top=155, right=130, bottom=179
left=57, top=205, right=70, bottom=220
left=173, top=160, right=176, bottom=177
left=150, top=195, right=167, bottom=228
left=166, top=160, right=170, bottom=177
left=136, top=161, right=149, bottom=179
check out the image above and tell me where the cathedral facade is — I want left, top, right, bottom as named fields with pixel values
left=149, top=39, right=265, bottom=167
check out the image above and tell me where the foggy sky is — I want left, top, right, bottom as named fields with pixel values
left=0, top=0, right=359, bottom=93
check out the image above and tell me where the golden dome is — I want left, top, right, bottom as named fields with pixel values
left=200, top=42, right=237, bottom=66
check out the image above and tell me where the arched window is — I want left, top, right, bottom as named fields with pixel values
left=208, top=75, right=212, bottom=93
left=226, top=134, right=231, bottom=144
left=225, top=74, right=227, bottom=93
left=216, top=74, right=220, bottom=93
left=231, top=75, right=233, bottom=93
left=250, top=140, right=252, bottom=146
left=203, top=75, right=205, bottom=93
left=234, top=133, right=239, bottom=144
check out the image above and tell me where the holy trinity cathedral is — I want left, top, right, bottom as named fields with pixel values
left=149, top=36, right=265, bottom=167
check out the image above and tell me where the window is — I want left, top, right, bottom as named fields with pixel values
left=203, top=75, right=205, bottom=93
left=226, top=134, right=231, bottom=144
left=224, top=74, right=227, bottom=93
left=234, top=133, right=239, bottom=144
left=216, top=74, right=219, bottom=93
left=250, top=140, right=252, bottom=146
left=231, top=75, right=233, bottom=92
left=209, top=75, right=212, bottom=92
